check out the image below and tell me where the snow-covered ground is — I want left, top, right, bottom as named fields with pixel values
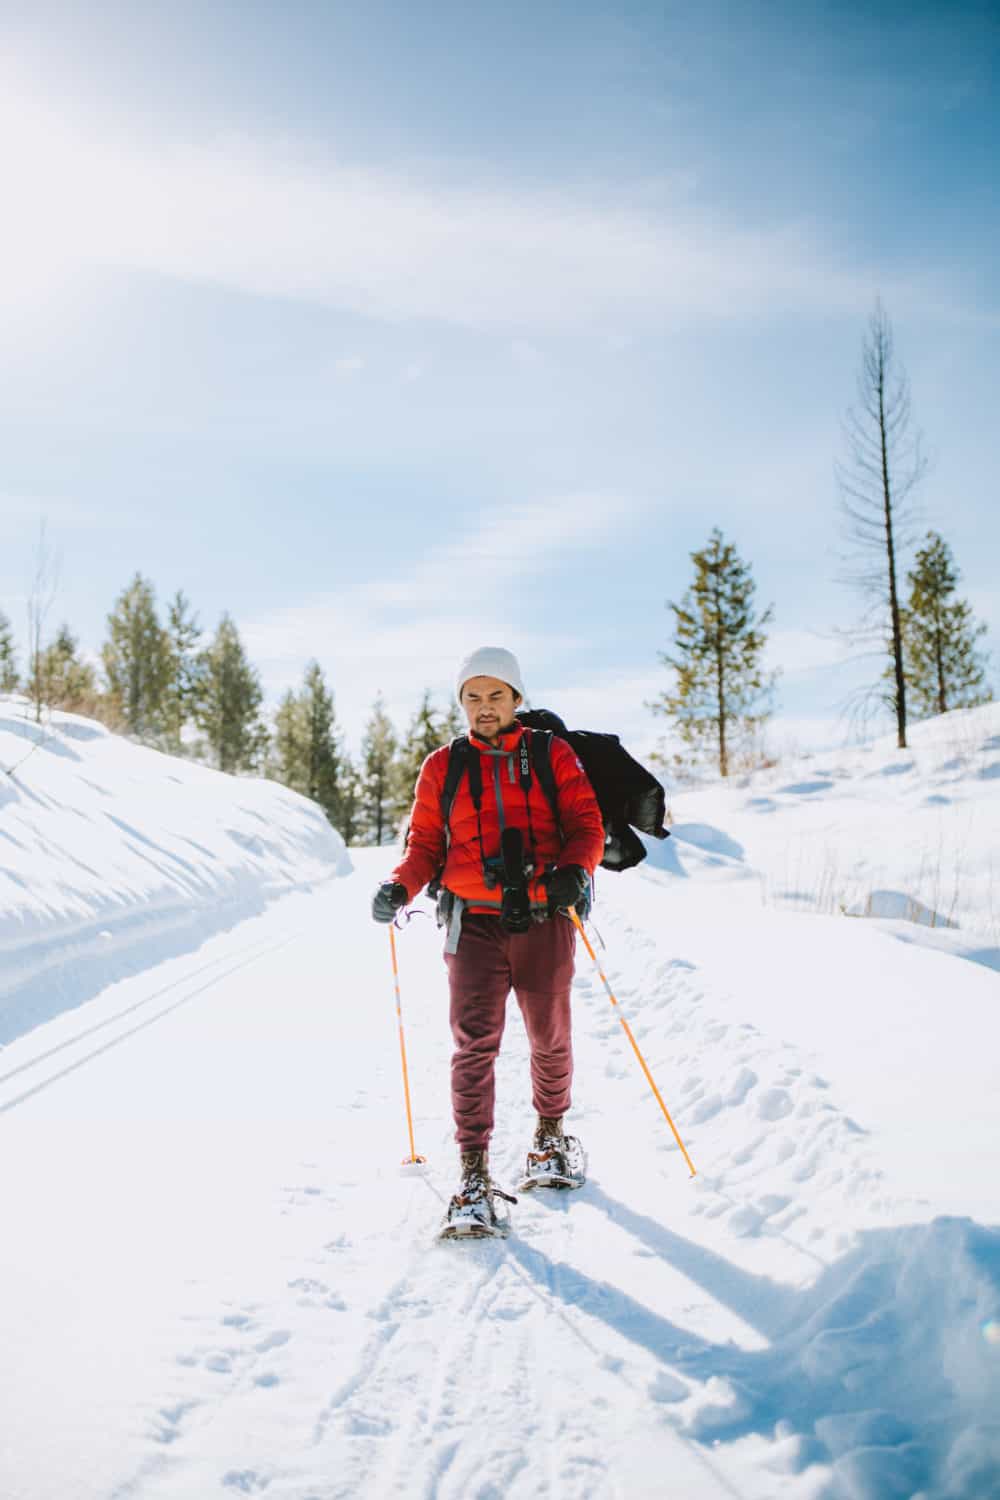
left=662, top=701, right=1000, bottom=960
left=0, top=699, right=350, bottom=1045
left=2, top=700, right=998, bottom=1500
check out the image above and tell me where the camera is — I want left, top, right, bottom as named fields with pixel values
left=498, top=827, right=532, bottom=934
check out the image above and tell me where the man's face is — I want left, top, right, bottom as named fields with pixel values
left=461, top=676, right=522, bottom=741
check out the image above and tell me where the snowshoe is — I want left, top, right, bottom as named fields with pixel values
left=438, top=1150, right=518, bottom=1242
left=519, top=1117, right=587, bottom=1192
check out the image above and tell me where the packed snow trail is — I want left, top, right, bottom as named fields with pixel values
left=2, top=848, right=999, bottom=1499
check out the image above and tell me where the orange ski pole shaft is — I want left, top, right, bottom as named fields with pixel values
left=389, top=924, right=425, bottom=1165
left=567, top=907, right=696, bottom=1178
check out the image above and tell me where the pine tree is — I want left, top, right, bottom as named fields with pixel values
left=163, top=591, right=203, bottom=753
left=102, top=574, right=171, bottom=739
left=360, top=694, right=403, bottom=845
left=901, top=532, right=991, bottom=718
left=270, top=688, right=310, bottom=793
left=27, top=625, right=98, bottom=712
left=195, top=614, right=267, bottom=774
left=0, top=610, right=18, bottom=692
left=651, top=528, right=775, bottom=778
left=268, top=663, right=344, bottom=825
left=335, top=755, right=364, bottom=846
left=302, top=661, right=343, bottom=822
left=441, top=699, right=465, bottom=740
left=397, top=688, right=448, bottom=809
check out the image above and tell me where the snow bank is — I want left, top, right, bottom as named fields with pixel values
left=0, top=699, right=350, bottom=1043
left=661, top=700, right=1000, bottom=962
left=665, top=1217, right=1000, bottom=1498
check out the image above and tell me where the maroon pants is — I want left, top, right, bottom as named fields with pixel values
left=444, top=912, right=577, bottom=1151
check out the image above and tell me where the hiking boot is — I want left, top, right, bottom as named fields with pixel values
left=533, top=1115, right=566, bottom=1150
left=439, top=1149, right=517, bottom=1240
left=521, top=1115, right=587, bottom=1191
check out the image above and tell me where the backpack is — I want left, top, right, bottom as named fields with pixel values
left=439, top=709, right=669, bottom=873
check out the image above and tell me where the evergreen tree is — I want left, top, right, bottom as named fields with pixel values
left=398, top=688, right=449, bottom=809
left=270, top=687, right=310, bottom=793
left=0, top=610, right=18, bottom=692
left=268, top=662, right=344, bottom=826
left=441, top=698, right=465, bottom=740
left=360, top=693, right=403, bottom=845
left=163, top=590, right=204, bottom=752
left=302, top=661, right=343, bottom=822
left=28, top=625, right=97, bottom=712
left=901, top=532, right=991, bottom=718
left=336, top=755, right=364, bottom=846
left=651, top=528, right=775, bottom=777
left=195, top=614, right=267, bottom=773
left=102, top=574, right=171, bottom=738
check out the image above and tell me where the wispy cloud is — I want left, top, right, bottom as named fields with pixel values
left=0, top=61, right=888, bottom=337
left=241, top=491, right=644, bottom=743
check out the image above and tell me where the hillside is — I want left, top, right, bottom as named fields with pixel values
left=0, top=697, right=351, bottom=1045
left=656, top=699, right=1000, bottom=964
left=1, top=701, right=998, bottom=1500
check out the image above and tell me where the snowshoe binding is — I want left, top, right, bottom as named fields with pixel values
left=519, top=1116, right=587, bottom=1192
left=439, top=1150, right=518, bottom=1241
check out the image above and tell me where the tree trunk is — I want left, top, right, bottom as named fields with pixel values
left=878, top=363, right=908, bottom=749
left=713, top=574, right=728, bottom=777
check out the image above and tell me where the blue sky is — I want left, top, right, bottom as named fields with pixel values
left=1, top=1, right=997, bottom=761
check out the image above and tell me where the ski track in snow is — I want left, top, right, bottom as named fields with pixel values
left=93, top=869, right=954, bottom=1500
left=4, top=697, right=1000, bottom=1500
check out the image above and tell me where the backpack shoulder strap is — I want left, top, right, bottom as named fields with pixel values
left=439, top=735, right=482, bottom=836
left=528, top=728, right=559, bottom=822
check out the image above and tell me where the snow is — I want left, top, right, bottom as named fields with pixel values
left=0, top=699, right=350, bottom=1043
left=1, top=697, right=999, bottom=1500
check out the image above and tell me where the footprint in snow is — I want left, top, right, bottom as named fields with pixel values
left=288, top=1276, right=347, bottom=1312
left=222, top=1470, right=270, bottom=1493
left=254, top=1330, right=291, bottom=1354
left=152, top=1400, right=201, bottom=1444
left=221, top=1312, right=256, bottom=1330
left=724, top=1068, right=758, bottom=1106
left=687, top=1093, right=723, bottom=1125
left=729, top=1205, right=764, bottom=1237
left=204, top=1352, right=236, bottom=1374
left=757, top=1088, right=794, bottom=1121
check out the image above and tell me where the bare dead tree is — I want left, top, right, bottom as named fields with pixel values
left=26, top=520, right=61, bottom=724
left=836, top=300, right=926, bottom=749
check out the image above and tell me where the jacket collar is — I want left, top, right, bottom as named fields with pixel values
left=468, top=722, right=524, bottom=754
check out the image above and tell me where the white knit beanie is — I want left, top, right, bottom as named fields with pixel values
left=455, top=646, right=526, bottom=703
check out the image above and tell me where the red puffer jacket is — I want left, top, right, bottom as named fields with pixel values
left=391, top=724, right=605, bottom=915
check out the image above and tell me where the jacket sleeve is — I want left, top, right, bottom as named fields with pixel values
left=390, top=750, right=448, bottom=901
left=549, top=735, right=606, bottom=875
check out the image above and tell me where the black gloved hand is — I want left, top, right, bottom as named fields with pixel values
left=372, top=880, right=408, bottom=924
left=544, top=864, right=589, bottom=915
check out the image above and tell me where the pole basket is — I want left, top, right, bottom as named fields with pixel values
left=398, top=1154, right=429, bottom=1176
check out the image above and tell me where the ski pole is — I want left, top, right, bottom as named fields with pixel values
left=567, top=906, right=696, bottom=1178
left=389, top=922, right=426, bottom=1170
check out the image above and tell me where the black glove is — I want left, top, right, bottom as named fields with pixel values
left=372, top=880, right=408, bottom=924
left=544, top=865, right=589, bottom=915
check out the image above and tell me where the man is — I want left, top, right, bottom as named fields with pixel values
left=371, top=646, right=605, bottom=1237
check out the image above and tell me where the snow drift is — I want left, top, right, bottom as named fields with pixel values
left=0, top=698, right=350, bottom=1043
